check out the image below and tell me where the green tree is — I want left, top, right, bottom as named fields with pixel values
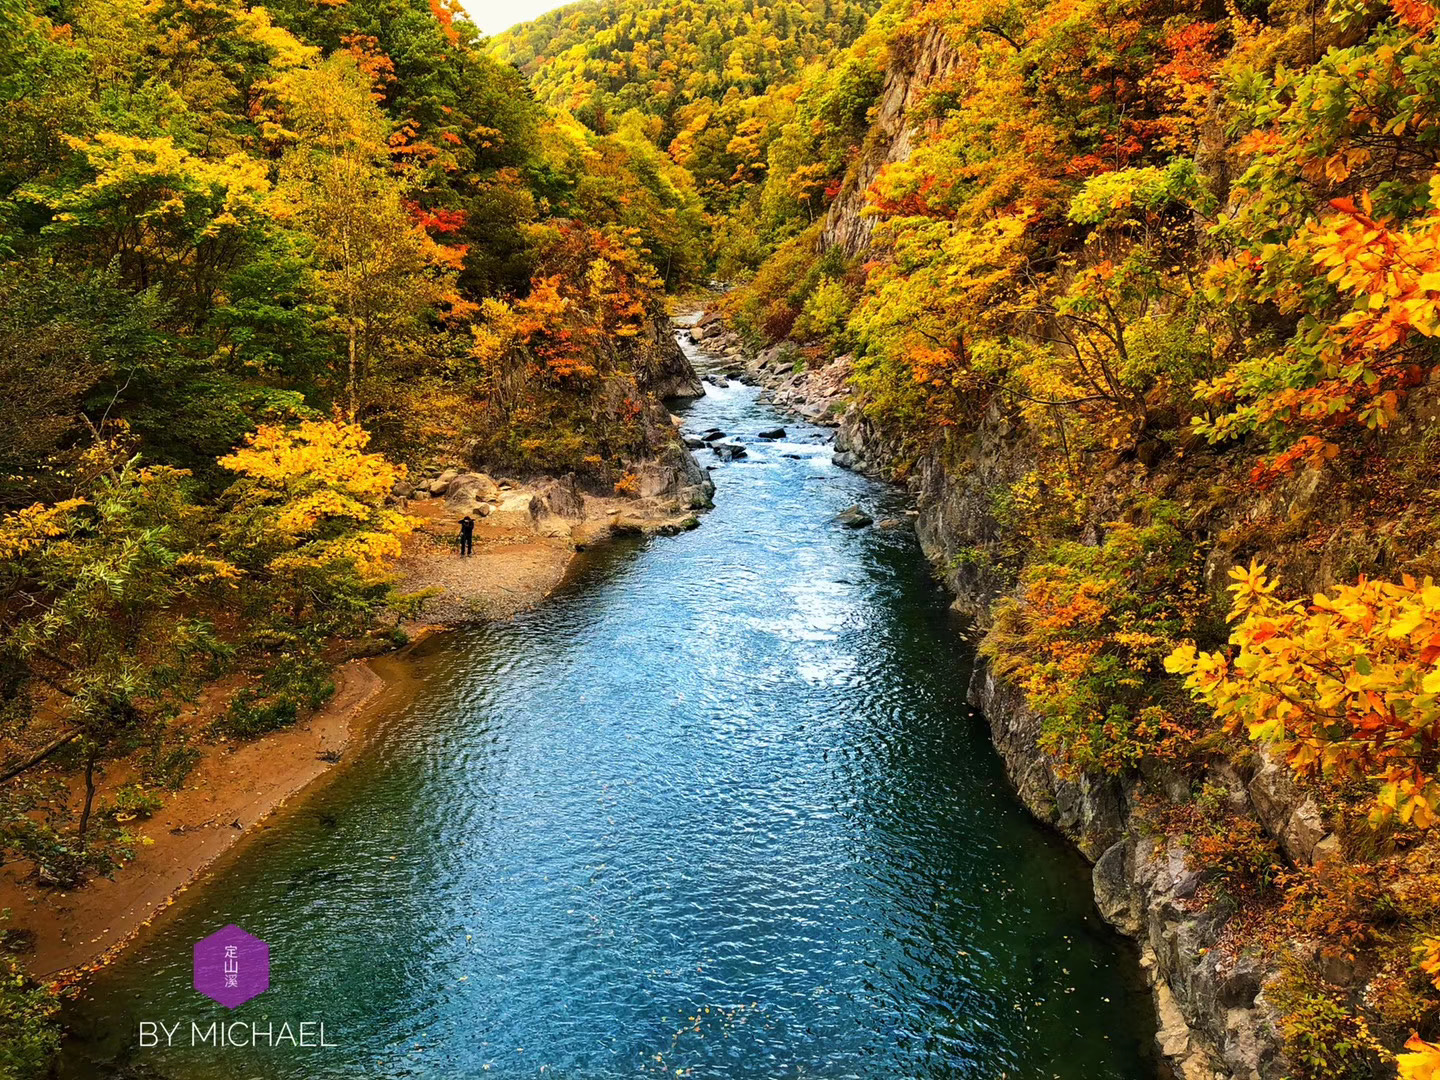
left=0, top=464, right=230, bottom=858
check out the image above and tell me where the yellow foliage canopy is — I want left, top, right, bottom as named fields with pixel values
left=1167, top=563, right=1440, bottom=828
left=219, top=419, right=416, bottom=583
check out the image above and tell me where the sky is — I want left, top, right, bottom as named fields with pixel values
left=464, top=0, right=571, bottom=36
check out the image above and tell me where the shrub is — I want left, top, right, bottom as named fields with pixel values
left=1268, top=962, right=1386, bottom=1080
left=0, top=952, right=58, bottom=1080
left=216, top=656, right=335, bottom=739
left=983, top=507, right=1208, bottom=775
left=99, top=785, right=163, bottom=823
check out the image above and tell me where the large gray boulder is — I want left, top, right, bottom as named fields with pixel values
left=444, top=472, right=502, bottom=516
left=537, top=474, right=585, bottom=520
left=633, top=442, right=715, bottom=509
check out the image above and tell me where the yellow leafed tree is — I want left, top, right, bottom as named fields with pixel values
left=219, top=418, right=417, bottom=589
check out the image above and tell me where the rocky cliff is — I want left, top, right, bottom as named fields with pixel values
left=642, top=314, right=707, bottom=401
left=821, top=26, right=963, bottom=257
left=689, top=9, right=1440, bottom=1079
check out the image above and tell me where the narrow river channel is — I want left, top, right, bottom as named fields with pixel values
left=60, top=333, right=1156, bottom=1079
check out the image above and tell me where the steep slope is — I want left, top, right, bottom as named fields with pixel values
left=707, top=0, right=1440, bottom=1076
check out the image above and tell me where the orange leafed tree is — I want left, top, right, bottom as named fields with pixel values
left=1167, top=563, right=1440, bottom=829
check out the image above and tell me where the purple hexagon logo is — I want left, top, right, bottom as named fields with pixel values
left=193, top=925, right=270, bottom=1009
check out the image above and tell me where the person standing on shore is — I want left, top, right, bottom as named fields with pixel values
left=457, top=514, right=474, bottom=557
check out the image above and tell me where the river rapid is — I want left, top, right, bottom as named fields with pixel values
left=59, top=332, right=1156, bottom=1080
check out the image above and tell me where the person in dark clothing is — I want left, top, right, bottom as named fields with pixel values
left=457, top=515, right=474, bottom=557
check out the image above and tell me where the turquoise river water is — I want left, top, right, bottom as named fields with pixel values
left=59, top=336, right=1156, bottom=1079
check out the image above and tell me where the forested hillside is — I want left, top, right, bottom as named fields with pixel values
left=673, top=0, right=1440, bottom=1074
left=0, top=0, right=712, bottom=1061
left=494, top=0, right=885, bottom=250
left=493, top=0, right=878, bottom=139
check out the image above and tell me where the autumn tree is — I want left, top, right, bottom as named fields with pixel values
left=1168, top=563, right=1440, bottom=829
left=468, top=223, right=676, bottom=476
left=217, top=418, right=416, bottom=630
left=267, top=56, right=459, bottom=418
left=18, top=133, right=271, bottom=323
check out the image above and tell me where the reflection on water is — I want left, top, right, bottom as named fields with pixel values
left=61, top=343, right=1156, bottom=1079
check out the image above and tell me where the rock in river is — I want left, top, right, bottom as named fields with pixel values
left=711, top=441, right=747, bottom=461
left=835, top=504, right=873, bottom=528
left=757, top=427, right=786, bottom=440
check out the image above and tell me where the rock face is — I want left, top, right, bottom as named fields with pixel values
left=821, top=26, right=963, bottom=257
left=536, top=474, right=586, bottom=520
left=633, top=442, right=715, bottom=509
left=643, top=316, right=706, bottom=400
left=970, top=669, right=1289, bottom=1080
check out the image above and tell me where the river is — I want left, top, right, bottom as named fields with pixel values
left=59, top=335, right=1156, bottom=1079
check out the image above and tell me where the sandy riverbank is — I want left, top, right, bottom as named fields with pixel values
left=0, top=478, right=703, bottom=983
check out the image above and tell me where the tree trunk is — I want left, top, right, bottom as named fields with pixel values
left=77, top=748, right=97, bottom=849
left=0, top=729, right=78, bottom=783
left=347, top=323, right=358, bottom=421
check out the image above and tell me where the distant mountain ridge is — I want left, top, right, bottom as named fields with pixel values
left=491, top=0, right=880, bottom=141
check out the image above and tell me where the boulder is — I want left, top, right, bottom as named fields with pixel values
left=683, top=435, right=706, bottom=449
left=427, top=476, right=450, bottom=496
left=712, top=441, right=747, bottom=461
left=833, top=451, right=856, bottom=470
left=444, top=472, right=502, bottom=517
left=537, top=474, right=585, bottom=520
left=701, top=429, right=726, bottom=442
left=703, top=373, right=730, bottom=388
left=631, top=444, right=715, bottom=508
left=445, top=472, right=500, bottom=502
left=1093, top=841, right=1140, bottom=935
left=835, top=504, right=873, bottom=528
left=485, top=491, right=545, bottom=530
left=757, top=427, right=786, bottom=440
left=656, top=515, right=701, bottom=536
